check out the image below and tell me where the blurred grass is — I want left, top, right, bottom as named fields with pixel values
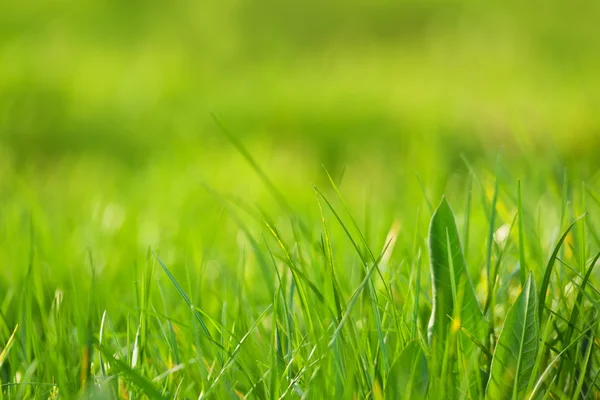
left=0, top=0, right=598, bottom=264
left=1, top=0, right=599, bottom=169
left=1, top=0, right=599, bottom=292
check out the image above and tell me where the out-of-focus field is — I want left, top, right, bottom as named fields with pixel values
left=1, top=1, right=600, bottom=398
left=2, top=1, right=599, bottom=165
left=1, top=0, right=598, bottom=259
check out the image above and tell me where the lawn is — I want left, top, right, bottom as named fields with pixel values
left=1, top=0, right=600, bottom=398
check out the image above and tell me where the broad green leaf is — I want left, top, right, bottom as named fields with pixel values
left=487, top=272, right=539, bottom=400
left=386, top=341, right=428, bottom=399
left=427, top=197, right=484, bottom=349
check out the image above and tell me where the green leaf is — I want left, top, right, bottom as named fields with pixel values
left=427, top=197, right=484, bottom=349
left=386, top=341, right=428, bottom=399
left=487, top=272, right=539, bottom=400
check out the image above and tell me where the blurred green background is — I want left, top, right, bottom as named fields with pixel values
left=1, top=0, right=599, bottom=282
left=2, top=0, right=599, bottom=164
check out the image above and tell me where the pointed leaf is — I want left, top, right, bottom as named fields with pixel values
left=487, top=272, right=539, bottom=399
left=428, top=197, right=484, bottom=348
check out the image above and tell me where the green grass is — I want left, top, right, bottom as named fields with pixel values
left=2, top=0, right=600, bottom=397
left=2, top=134, right=600, bottom=399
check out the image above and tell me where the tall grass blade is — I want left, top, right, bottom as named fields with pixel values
left=538, top=214, right=585, bottom=324
left=463, top=175, right=472, bottom=260
left=486, top=155, right=500, bottom=308
left=153, top=252, right=212, bottom=339
left=0, top=324, right=18, bottom=368
left=416, top=175, right=433, bottom=214
left=314, top=183, right=390, bottom=373
left=556, top=252, right=600, bottom=383
left=211, top=112, right=292, bottom=214
left=518, top=179, right=527, bottom=286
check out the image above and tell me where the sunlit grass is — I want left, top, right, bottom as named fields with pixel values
left=2, top=132, right=600, bottom=398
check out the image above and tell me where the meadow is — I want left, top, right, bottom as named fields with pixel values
left=2, top=0, right=600, bottom=398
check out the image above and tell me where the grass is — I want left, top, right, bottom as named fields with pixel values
left=2, top=130, right=600, bottom=399
left=2, top=1, right=600, bottom=397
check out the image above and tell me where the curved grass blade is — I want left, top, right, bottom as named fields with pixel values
left=555, top=252, right=600, bottom=383
left=416, top=175, right=434, bottom=214
left=202, top=305, right=272, bottom=398
left=527, top=318, right=600, bottom=400
left=314, top=183, right=390, bottom=373
left=203, top=185, right=275, bottom=292
left=565, top=251, right=600, bottom=346
left=487, top=272, right=538, bottom=400
left=153, top=252, right=231, bottom=367
left=386, top=341, right=428, bottom=399
left=97, top=343, right=168, bottom=400
left=211, top=112, right=313, bottom=242
left=0, top=324, right=18, bottom=368
left=572, top=308, right=595, bottom=400
left=538, top=214, right=585, bottom=324
left=484, top=212, right=518, bottom=315
left=428, top=197, right=484, bottom=348
left=582, top=364, right=600, bottom=400
left=211, top=112, right=291, bottom=214
left=153, top=252, right=212, bottom=340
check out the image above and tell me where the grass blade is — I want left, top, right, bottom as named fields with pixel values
left=527, top=318, right=600, bottom=400
left=153, top=252, right=212, bottom=340
left=556, top=251, right=600, bottom=384
left=486, top=154, right=500, bottom=310
left=538, top=214, right=585, bottom=324
left=0, top=324, right=18, bottom=368
left=518, top=179, right=527, bottom=286
left=97, top=343, right=168, bottom=400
